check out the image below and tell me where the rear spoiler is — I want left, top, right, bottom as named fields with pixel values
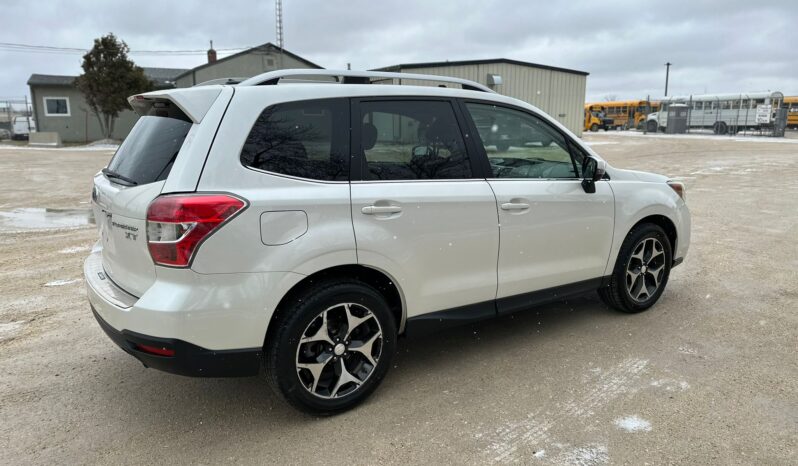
left=127, top=86, right=224, bottom=123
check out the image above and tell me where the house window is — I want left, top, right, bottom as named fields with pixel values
left=43, top=97, right=70, bottom=116
left=267, top=58, right=275, bottom=67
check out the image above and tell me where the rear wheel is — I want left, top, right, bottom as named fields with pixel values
left=599, top=223, right=672, bottom=313
left=265, top=281, right=397, bottom=415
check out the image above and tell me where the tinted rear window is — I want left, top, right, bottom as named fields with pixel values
left=107, top=115, right=192, bottom=185
left=240, top=98, right=349, bottom=181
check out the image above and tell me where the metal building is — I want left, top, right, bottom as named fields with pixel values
left=375, top=59, right=589, bottom=135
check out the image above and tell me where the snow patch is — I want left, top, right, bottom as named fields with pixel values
left=477, top=358, right=648, bottom=463
left=583, top=130, right=798, bottom=144
left=0, top=143, right=118, bottom=151
left=0, top=321, right=25, bottom=341
left=558, top=444, right=609, bottom=465
left=650, top=378, right=690, bottom=391
left=583, top=141, right=618, bottom=146
left=58, top=245, right=91, bottom=254
left=44, top=278, right=82, bottom=287
left=614, top=415, right=652, bottom=432
left=533, top=449, right=545, bottom=458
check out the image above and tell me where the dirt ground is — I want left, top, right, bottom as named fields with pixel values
left=0, top=132, right=796, bottom=465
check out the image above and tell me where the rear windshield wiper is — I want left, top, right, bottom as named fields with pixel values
left=102, top=168, right=138, bottom=186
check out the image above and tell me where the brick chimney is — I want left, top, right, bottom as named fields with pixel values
left=207, top=40, right=217, bottom=64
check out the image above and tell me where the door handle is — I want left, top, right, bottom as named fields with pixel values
left=500, top=202, right=530, bottom=211
left=361, top=205, right=403, bottom=215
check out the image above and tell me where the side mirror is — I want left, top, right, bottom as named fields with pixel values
left=581, top=157, right=606, bottom=193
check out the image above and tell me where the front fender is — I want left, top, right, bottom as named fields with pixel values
left=606, top=180, right=690, bottom=274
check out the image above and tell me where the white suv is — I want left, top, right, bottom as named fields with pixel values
left=85, top=70, right=690, bottom=414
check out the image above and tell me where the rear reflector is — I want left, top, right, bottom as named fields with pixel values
left=135, top=344, right=175, bottom=357
left=146, top=194, right=247, bottom=267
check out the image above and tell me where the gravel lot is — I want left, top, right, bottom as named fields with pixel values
left=1, top=133, right=796, bottom=465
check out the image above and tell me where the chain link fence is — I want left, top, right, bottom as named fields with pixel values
left=640, top=93, right=788, bottom=138
left=0, top=97, right=33, bottom=140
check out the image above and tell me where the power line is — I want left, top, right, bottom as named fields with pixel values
left=0, top=41, right=250, bottom=56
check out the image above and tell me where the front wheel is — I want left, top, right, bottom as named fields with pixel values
left=590, top=123, right=599, bottom=132
left=265, top=281, right=397, bottom=415
left=599, top=223, right=672, bottom=313
left=646, top=120, right=658, bottom=132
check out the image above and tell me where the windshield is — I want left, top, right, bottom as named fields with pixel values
left=106, top=115, right=192, bottom=185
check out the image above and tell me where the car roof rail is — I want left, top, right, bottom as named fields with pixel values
left=193, top=77, right=247, bottom=87
left=236, top=69, right=495, bottom=93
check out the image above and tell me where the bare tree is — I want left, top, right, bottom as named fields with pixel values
left=603, top=94, right=618, bottom=102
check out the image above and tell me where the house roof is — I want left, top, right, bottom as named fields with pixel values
left=373, top=58, right=589, bottom=76
left=27, top=67, right=189, bottom=87
left=172, top=42, right=322, bottom=81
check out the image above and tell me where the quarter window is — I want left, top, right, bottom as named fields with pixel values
left=241, top=99, right=349, bottom=181
left=358, top=100, right=472, bottom=180
left=43, top=97, right=70, bottom=116
left=466, top=103, right=578, bottom=179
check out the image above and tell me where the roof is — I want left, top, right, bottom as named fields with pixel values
left=173, top=42, right=322, bottom=81
left=27, top=67, right=188, bottom=87
left=373, top=58, right=589, bottom=76
left=662, top=91, right=784, bottom=102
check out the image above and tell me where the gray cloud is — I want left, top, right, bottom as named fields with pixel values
left=1, top=0, right=796, bottom=102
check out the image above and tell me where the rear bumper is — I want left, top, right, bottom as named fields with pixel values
left=91, top=306, right=261, bottom=377
left=83, top=247, right=303, bottom=377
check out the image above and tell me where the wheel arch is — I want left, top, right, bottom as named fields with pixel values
left=605, top=209, right=679, bottom=274
left=632, top=214, right=677, bottom=253
left=265, top=264, right=406, bottom=348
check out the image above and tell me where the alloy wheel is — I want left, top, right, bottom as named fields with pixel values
left=625, top=237, right=666, bottom=302
left=295, top=303, right=383, bottom=399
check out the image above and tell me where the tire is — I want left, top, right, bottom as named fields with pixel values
left=599, top=223, right=672, bottom=313
left=590, top=123, right=599, bottom=132
left=265, top=281, right=397, bottom=415
left=646, top=120, right=658, bottom=132
left=718, top=121, right=728, bottom=135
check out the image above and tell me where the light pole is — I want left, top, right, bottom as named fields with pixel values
left=664, top=62, right=672, bottom=96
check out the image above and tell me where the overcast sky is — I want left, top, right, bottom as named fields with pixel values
left=2, top=0, right=796, bottom=103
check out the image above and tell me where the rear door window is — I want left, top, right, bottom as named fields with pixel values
left=357, top=100, right=472, bottom=180
left=240, top=98, right=349, bottom=181
left=107, top=115, right=192, bottom=185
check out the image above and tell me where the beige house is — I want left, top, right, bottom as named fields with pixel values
left=173, top=43, right=321, bottom=87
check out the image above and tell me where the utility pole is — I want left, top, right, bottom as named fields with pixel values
left=664, top=62, right=672, bottom=97
left=275, top=0, right=284, bottom=68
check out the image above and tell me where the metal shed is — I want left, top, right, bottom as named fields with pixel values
left=374, top=58, right=589, bottom=135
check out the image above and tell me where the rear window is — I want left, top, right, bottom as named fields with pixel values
left=240, top=98, right=349, bottom=181
left=106, top=115, right=192, bottom=185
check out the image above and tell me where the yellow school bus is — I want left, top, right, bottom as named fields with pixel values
left=587, top=100, right=659, bottom=130
left=784, top=96, right=798, bottom=128
left=584, top=104, right=613, bottom=132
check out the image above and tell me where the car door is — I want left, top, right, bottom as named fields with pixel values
left=349, top=98, right=499, bottom=320
left=461, top=101, right=615, bottom=314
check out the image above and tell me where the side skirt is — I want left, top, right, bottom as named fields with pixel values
left=404, top=277, right=608, bottom=337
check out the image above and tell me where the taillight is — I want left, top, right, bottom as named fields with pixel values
left=146, top=194, right=247, bottom=267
